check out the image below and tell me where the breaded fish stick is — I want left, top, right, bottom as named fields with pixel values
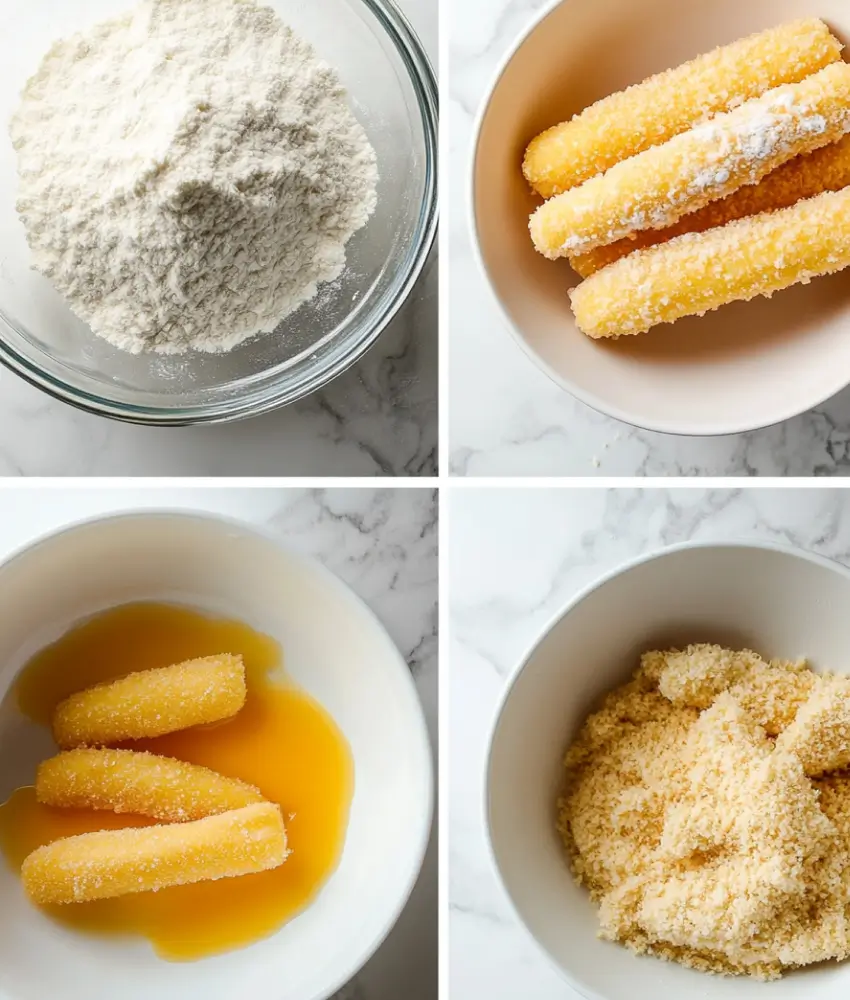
left=523, top=19, right=843, bottom=197
left=569, top=135, right=850, bottom=277
left=37, top=749, right=263, bottom=822
left=53, top=654, right=246, bottom=748
left=569, top=187, right=850, bottom=338
left=530, top=63, right=850, bottom=259
left=22, top=802, right=288, bottom=904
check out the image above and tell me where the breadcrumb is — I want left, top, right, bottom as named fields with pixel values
left=777, top=675, right=850, bottom=775
left=640, top=643, right=816, bottom=734
left=559, top=645, right=850, bottom=978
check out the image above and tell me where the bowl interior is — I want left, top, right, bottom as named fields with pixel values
left=488, top=545, right=850, bottom=1000
left=0, top=0, right=434, bottom=417
left=473, top=0, right=850, bottom=434
left=0, top=513, right=432, bottom=1000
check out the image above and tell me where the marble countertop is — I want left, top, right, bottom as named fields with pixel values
left=0, top=486, right=437, bottom=1000
left=449, top=0, right=850, bottom=477
left=449, top=487, right=850, bottom=997
left=0, top=0, right=436, bottom=479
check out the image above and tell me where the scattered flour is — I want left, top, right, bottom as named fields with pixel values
left=537, top=63, right=850, bottom=258
left=559, top=644, right=850, bottom=979
left=10, top=0, right=378, bottom=354
left=689, top=91, right=828, bottom=191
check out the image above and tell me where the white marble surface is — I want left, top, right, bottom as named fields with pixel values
left=0, top=486, right=437, bottom=1000
left=0, top=0, right=436, bottom=479
left=449, top=0, right=850, bottom=477
left=449, top=486, right=850, bottom=997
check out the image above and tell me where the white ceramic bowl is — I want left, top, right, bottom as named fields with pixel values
left=487, top=542, right=850, bottom=999
left=471, top=0, right=850, bottom=435
left=0, top=511, right=433, bottom=1000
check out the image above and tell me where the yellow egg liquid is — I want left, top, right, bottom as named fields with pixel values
left=0, top=602, right=353, bottom=960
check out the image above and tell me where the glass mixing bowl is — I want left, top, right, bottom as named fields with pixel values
left=0, top=0, right=437, bottom=424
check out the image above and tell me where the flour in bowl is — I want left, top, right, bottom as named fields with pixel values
left=9, top=0, right=378, bottom=354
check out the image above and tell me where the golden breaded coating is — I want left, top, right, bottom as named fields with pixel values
left=569, top=186, right=850, bottom=338
left=21, top=802, right=288, bottom=904
left=777, top=676, right=850, bottom=775
left=37, top=749, right=263, bottom=822
left=52, top=654, right=246, bottom=748
left=530, top=63, right=850, bottom=259
left=523, top=18, right=842, bottom=197
left=569, top=135, right=850, bottom=277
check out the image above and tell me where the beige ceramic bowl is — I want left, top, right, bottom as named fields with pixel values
left=471, top=0, right=850, bottom=435
left=487, top=542, right=850, bottom=998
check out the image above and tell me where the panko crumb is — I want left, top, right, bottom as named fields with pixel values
left=640, top=643, right=816, bottom=733
left=559, top=644, right=850, bottom=979
left=777, top=674, right=850, bottom=774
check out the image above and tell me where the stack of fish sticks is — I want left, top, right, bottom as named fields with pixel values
left=21, top=655, right=290, bottom=905
left=523, top=19, right=850, bottom=339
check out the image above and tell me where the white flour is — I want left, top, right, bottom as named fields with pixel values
left=690, top=93, right=828, bottom=189
left=10, top=0, right=378, bottom=354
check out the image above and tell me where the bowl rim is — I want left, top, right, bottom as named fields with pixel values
left=483, top=538, right=850, bottom=1000
left=467, top=0, right=849, bottom=438
left=0, top=0, right=438, bottom=427
left=0, top=507, right=435, bottom=1000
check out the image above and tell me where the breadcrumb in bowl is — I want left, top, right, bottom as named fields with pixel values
left=561, top=645, right=850, bottom=980
left=487, top=542, right=850, bottom=999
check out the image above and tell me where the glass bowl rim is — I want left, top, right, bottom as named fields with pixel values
left=0, top=0, right=438, bottom=426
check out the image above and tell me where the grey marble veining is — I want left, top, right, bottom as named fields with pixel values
left=0, top=0, right=436, bottom=479
left=450, top=487, right=850, bottom=997
left=0, top=486, right=437, bottom=1000
left=449, top=0, right=850, bottom=477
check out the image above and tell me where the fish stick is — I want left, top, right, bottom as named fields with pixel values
left=569, top=187, right=850, bottom=339
left=569, top=135, right=850, bottom=277
left=52, top=654, right=246, bottom=749
left=21, top=802, right=288, bottom=904
left=530, top=64, right=850, bottom=259
left=523, top=18, right=843, bottom=198
left=37, top=749, right=264, bottom=822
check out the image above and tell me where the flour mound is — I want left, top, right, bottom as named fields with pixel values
left=10, top=0, right=378, bottom=354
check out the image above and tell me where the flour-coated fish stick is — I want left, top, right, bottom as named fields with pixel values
left=523, top=18, right=843, bottom=197
left=569, top=135, right=850, bottom=277
left=569, top=187, right=850, bottom=338
left=52, top=654, right=246, bottom=748
left=37, top=748, right=263, bottom=822
left=530, top=63, right=850, bottom=259
left=21, top=802, right=288, bottom=904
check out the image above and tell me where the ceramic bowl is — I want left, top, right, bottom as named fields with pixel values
left=0, top=510, right=433, bottom=1000
left=487, top=541, right=850, bottom=999
left=471, top=0, right=850, bottom=434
